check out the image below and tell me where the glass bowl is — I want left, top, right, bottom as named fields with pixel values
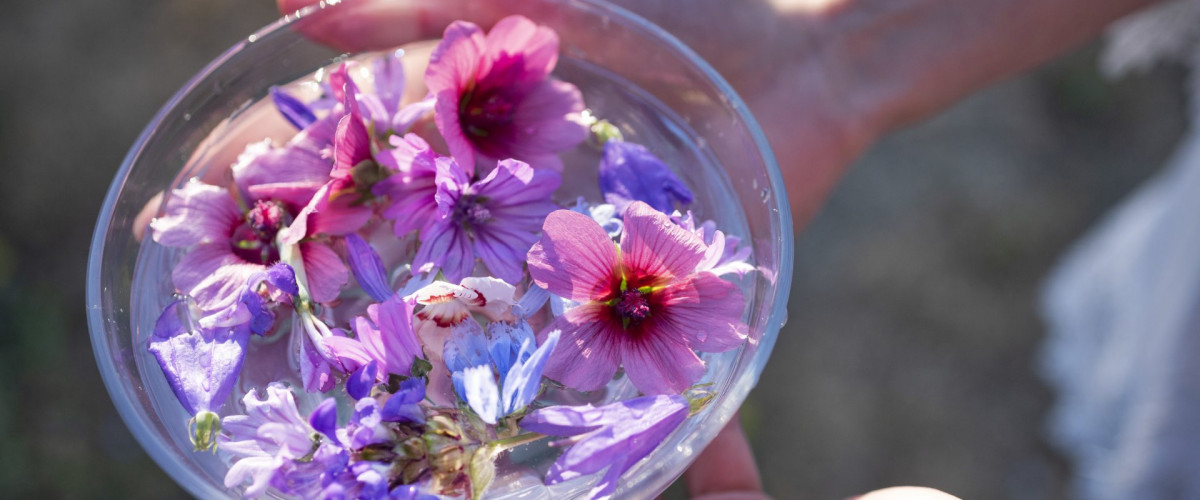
left=87, top=0, right=793, bottom=497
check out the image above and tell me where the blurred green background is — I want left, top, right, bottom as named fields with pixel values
left=0, top=1, right=1184, bottom=498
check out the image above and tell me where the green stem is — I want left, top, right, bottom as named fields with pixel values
left=488, top=432, right=547, bottom=452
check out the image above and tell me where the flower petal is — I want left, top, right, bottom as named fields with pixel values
left=308, top=398, right=339, bottom=441
left=652, top=272, right=748, bottom=352
left=599, top=141, right=693, bottom=214
left=345, top=233, right=393, bottom=302
left=620, top=334, right=705, bottom=395
left=502, top=329, right=560, bottom=415
left=150, top=179, right=241, bottom=248
left=147, top=300, right=250, bottom=415
left=463, top=364, right=501, bottom=424
left=619, top=201, right=706, bottom=288
left=172, top=243, right=264, bottom=314
left=480, top=15, right=559, bottom=83
left=271, top=87, right=317, bottom=130
left=527, top=210, right=620, bottom=303
left=413, top=220, right=474, bottom=283
left=346, top=360, right=379, bottom=400
left=299, top=242, right=348, bottom=304
left=539, top=304, right=622, bottom=392
left=374, top=295, right=422, bottom=376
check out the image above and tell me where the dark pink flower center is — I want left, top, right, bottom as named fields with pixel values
left=231, top=200, right=291, bottom=265
left=615, top=289, right=652, bottom=325
left=462, top=91, right=517, bottom=137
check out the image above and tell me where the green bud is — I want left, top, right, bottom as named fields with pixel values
left=190, top=411, right=222, bottom=452
left=589, top=119, right=624, bottom=147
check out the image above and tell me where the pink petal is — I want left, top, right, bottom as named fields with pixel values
left=652, top=273, right=748, bottom=353
left=481, top=16, right=559, bottom=83
left=433, top=90, right=476, bottom=174
left=425, top=21, right=485, bottom=96
left=300, top=242, right=348, bottom=303
left=151, top=179, right=241, bottom=248
left=245, top=181, right=325, bottom=210
left=540, top=303, right=623, bottom=392
left=619, top=201, right=706, bottom=288
left=374, top=296, right=421, bottom=375
left=172, top=243, right=263, bottom=313
left=324, top=333, right=373, bottom=374
left=509, top=79, right=586, bottom=152
left=233, top=139, right=332, bottom=197
left=332, top=114, right=372, bottom=178
left=621, top=335, right=706, bottom=395
left=528, top=210, right=620, bottom=303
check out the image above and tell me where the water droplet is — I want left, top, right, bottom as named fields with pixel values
left=760, top=188, right=770, bottom=203
left=779, top=310, right=788, bottom=327
left=182, top=113, right=192, bottom=121
left=247, top=34, right=258, bottom=43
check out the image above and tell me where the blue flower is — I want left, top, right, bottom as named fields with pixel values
left=598, top=141, right=693, bottom=214
left=444, top=321, right=561, bottom=424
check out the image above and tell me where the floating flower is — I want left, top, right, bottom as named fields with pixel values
left=413, top=277, right=515, bottom=327
left=147, top=298, right=250, bottom=450
left=352, top=50, right=436, bottom=138
left=448, top=322, right=560, bottom=424
left=521, top=394, right=689, bottom=500
left=527, top=201, right=748, bottom=395
left=425, top=15, right=587, bottom=172
left=345, top=233, right=394, bottom=302
left=324, top=294, right=424, bottom=380
left=412, top=157, right=560, bottom=284
left=221, top=384, right=347, bottom=498
left=151, top=177, right=348, bottom=318
left=597, top=141, right=693, bottom=214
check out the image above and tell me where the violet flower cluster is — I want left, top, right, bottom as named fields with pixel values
left=143, top=15, right=756, bottom=500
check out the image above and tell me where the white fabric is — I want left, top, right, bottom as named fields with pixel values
left=1041, top=3, right=1200, bottom=496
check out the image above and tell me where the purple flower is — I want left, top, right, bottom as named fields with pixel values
left=380, top=378, right=426, bottom=425
left=221, top=384, right=347, bottom=498
left=352, top=50, right=436, bottom=137
left=677, top=212, right=755, bottom=278
left=151, top=177, right=349, bottom=319
left=413, top=157, right=560, bottom=284
left=324, top=295, right=423, bottom=379
left=521, top=395, right=689, bottom=500
left=425, top=15, right=587, bottom=172
left=340, top=397, right=392, bottom=450
left=147, top=299, right=249, bottom=449
left=527, top=201, right=749, bottom=395
left=374, top=134, right=442, bottom=238
left=598, top=141, right=693, bottom=214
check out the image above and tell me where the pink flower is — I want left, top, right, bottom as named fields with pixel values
left=150, top=179, right=348, bottom=319
left=425, top=15, right=587, bottom=173
left=527, top=202, right=749, bottom=395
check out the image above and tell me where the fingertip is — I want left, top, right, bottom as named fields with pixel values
left=857, top=486, right=961, bottom=500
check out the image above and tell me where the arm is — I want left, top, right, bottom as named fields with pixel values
left=605, top=0, right=1161, bottom=223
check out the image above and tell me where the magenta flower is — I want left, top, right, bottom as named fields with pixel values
left=425, top=15, right=587, bottom=172
left=151, top=179, right=348, bottom=318
left=526, top=201, right=749, bottom=395
left=412, top=157, right=560, bottom=284
left=521, top=395, right=689, bottom=500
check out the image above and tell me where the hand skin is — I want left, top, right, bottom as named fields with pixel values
left=271, top=0, right=1160, bottom=497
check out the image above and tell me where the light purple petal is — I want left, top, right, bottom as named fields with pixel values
left=345, top=233, right=393, bottom=302
left=147, top=300, right=250, bottom=415
left=598, top=141, right=693, bottom=214
left=527, top=210, right=620, bottom=303
left=299, top=242, right=348, bottom=304
left=371, top=51, right=406, bottom=114
left=150, top=179, right=241, bottom=248
left=391, top=96, right=435, bottom=133
left=480, top=15, right=559, bottom=83
left=619, top=201, right=706, bottom=288
left=374, top=295, right=421, bottom=376
left=171, top=243, right=264, bottom=314
left=413, top=220, right=474, bottom=283
left=232, top=139, right=331, bottom=199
